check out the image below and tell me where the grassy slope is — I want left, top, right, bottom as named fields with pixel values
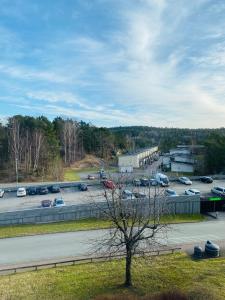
left=63, top=168, right=81, bottom=181
left=0, top=253, right=224, bottom=299
left=0, top=214, right=204, bottom=239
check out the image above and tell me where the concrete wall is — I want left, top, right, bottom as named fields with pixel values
left=171, top=162, right=194, bottom=173
left=0, top=195, right=200, bottom=226
left=119, top=166, right=133, bottom=173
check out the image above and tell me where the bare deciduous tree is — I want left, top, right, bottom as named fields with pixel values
left=95, top=178, right=169, bottom=287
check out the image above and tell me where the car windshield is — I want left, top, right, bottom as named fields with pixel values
left=56, top=200, right=64, bottom=204
left=162, top=177, right=169, bottom=184
left=168, top=190, right=175, bottom=194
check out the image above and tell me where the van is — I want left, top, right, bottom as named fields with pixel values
left=155, top=173, right=169, bottom=187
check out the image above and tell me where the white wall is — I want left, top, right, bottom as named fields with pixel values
left=118, top=146, right=159, bottom=169
left=119, top=166, right=133, bottom=173
left=171, top=162, right=194, bottom=173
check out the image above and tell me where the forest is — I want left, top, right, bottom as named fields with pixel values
left=1, top=116, right=225, bottom=182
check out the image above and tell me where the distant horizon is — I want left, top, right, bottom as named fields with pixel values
left=1, top=1, right=225, bottom=128
left=1, top=114, right=225, bottom=130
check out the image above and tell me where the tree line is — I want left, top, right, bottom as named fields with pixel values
left=0, top=116, right=118, bottom=181
left=1, top=118, right=225, bottom=181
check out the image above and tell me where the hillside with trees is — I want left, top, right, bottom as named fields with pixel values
left=1, top=118, right=225, bottom=182
left=0, top=116, right=116, bottom=182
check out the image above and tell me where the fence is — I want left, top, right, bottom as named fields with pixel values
left=0, top=195, right=200, bottom=226
left=0, top=247, right=181, bottom=275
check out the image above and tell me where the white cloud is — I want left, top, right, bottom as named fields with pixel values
left=0, top=64, right=68, bottom=83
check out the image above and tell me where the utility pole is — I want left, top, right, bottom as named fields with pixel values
left=15, top=157, right=18, bottom=187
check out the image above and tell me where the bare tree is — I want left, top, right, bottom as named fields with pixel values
left=62, top=119, right=80, bottom=165
left=94, top=178, right=169, bottom=287
left=8, top=117, right=23, bottom=181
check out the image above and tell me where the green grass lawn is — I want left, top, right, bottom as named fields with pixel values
left=63, top=169, right=81, bottom=181
left=63, top=166, right=118, bottom=182
left=0, top=253, right=224, bottom=299
left=0, top=214, right=205, bottom=239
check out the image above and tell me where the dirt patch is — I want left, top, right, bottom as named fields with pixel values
left=71, top=155, right=104, bottom=170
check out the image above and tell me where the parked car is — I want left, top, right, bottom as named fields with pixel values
left=53, top=198, right=65, bottom=207
left=211, top=186, right=225, bottom=196
left=133, top=192, right=146, bottom=199
left=17, top=187, right=26, bottom=197
left=140, top=178, right=149, bottom=186
left=78, top=183, right=88, bottom=191
left=185, top=188, right=200, bottom=196
left=101, top=173, right=107, bottom=180
left=103, top=180, right=116, bottom=189
left=155, top=173, right=169, bottom=187
left=200, top=176, right=213, bottom=183
left=122, top=190, right=133, bottom=199
left=41, top=199, right=52, bottom=208
left=178, top=177, right=192, bottom=185
left=165, top=189, right=178, bottom=197
left=0, top=188, right=5, bottom=198
left=48, top=185, right=60, bottom=193
left=133, top=179, right=141, bottom=186
left=87, top=174, right=95, bottom=180
left=149, top=179, right=158, bottom=186
left=37, top=186, right=49, bottom=195
left=27, top=186, right=37, bottom=195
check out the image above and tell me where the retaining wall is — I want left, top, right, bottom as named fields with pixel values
left=0, top=195, right=200, bottom=226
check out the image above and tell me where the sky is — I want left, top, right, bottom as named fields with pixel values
left=0, top=0, right=225, bottom=128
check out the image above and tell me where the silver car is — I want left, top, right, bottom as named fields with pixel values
left=179, top=177, right=192, bottom=185
left=0, top=189, right=4, bottom=198
left=211, top=186, right=225, bottom=196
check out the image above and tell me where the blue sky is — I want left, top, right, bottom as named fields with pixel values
left=1, top=0, right=225, bottom=128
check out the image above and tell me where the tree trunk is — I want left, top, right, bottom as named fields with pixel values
left=124, top=248, right=132, bottom=287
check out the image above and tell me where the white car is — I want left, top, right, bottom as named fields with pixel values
left=185, top=188, right=200, bottom=196
left=179, top=177, right=192, bottom=185
left=53, top=198, right=65, bottom=207
left=165, top=189, right=178, bottom=197
left=211, top=186, right=225, bottom=196
left=0, top=189, right=5, bottom=198
left=122, top=190, right=133, bottom=199
left=17, top=187, right=26, bottom=197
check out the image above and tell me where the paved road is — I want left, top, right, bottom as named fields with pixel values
left=0, top=220, right=224, bottom=267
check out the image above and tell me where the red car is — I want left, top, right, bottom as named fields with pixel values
left=103, top=180, right=116, bottom=190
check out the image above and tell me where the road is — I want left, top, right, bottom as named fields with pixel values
left=0, top=220, right=224, bottom=267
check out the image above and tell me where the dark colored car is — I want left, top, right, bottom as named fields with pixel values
left=48, top=185, right=60, bottom=193
left=38, top=186, right=49, bottom=195
left=140, top=178, right=149, bottom=186
left=27, top=186, right=37, bottom=195
left=78, top=183, right=88, bottom=191
left=200, top=176, right=213, bottom=183
left=101, top=173, right=107, bottom=179
left=41, top=199, right=52, bottom=208
left=133, top=192, right=146, bottom=199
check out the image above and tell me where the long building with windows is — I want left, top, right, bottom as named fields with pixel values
left=118, top=146, right=159, bottom=172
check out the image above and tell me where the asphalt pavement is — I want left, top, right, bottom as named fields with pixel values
left=0, top=220, right=224, bottom=267
left=0, top=178, right=224, bottom=212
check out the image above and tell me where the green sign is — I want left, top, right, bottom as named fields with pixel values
left=209, top=197, right=222, bottom=201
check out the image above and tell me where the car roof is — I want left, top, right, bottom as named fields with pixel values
left=189, top=189, right=200, bottom=192
left=166, top=189, right=175, bottom=192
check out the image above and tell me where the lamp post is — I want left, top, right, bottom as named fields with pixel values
left=15, top=157, right=18, bottom=187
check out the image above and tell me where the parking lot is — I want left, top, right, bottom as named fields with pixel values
left=0, top=178, right=225, bottom=212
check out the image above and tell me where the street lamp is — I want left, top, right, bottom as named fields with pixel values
left=15, top=157, right=18, bottom=186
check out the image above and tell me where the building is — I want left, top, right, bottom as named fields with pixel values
left=162, top=145, right=204, bottom=173
left=118, top=146, right=159, bottom=172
